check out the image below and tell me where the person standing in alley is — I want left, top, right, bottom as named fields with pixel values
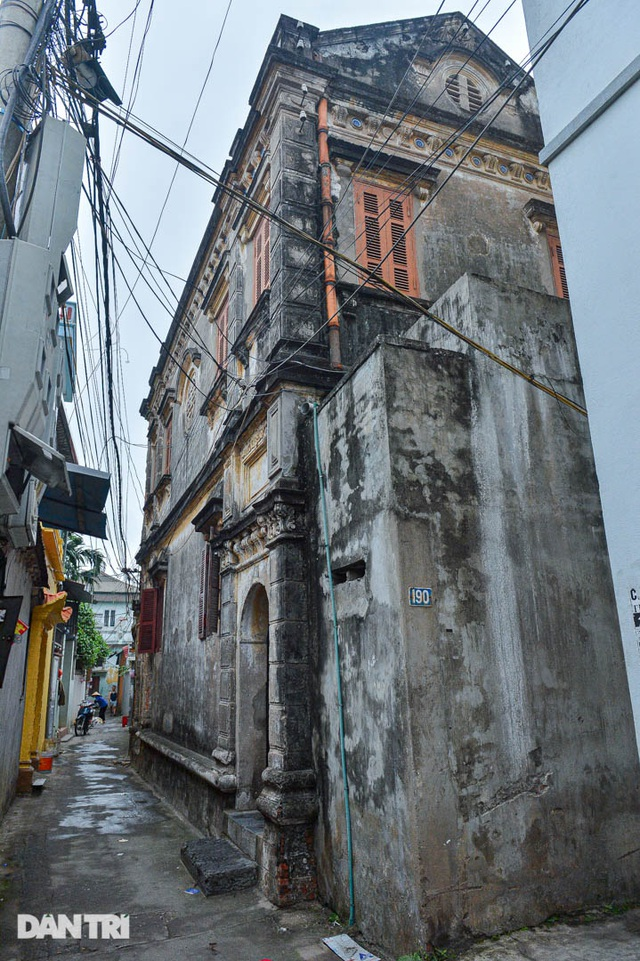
left=92, top=691, right=108, bottom=722
left=109, top=685, right=117, bottom=716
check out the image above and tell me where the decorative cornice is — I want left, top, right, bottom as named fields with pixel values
left=330, top=104, right=550, bottom=194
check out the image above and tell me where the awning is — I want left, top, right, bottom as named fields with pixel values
left=62, top=579, right=92, bottom=603
left=10, top=424, right=70, bottom=494
left=38, top=462, right=110, bottom=539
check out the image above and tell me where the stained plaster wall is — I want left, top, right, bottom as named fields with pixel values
left=311, top=277, right=640, bottom=950
left=310, top=354, right=421, bottom=943
left=151, top=523, right=219, bottom=754
left=0, top=551, right=32, bottom=817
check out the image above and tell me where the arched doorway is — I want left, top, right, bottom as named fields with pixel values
left=236, top=583, right=269, bottom=810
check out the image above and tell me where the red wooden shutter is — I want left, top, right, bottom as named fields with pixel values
left=548, top=232, right=569, bottom=299
left=138, top=588, right=159, bottom=653
left=198, top=546, right=209, bottom=639
left=354, top=182, right=419, bottom=296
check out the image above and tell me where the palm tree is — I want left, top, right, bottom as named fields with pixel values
left=64, top=533, right=106, bottom=588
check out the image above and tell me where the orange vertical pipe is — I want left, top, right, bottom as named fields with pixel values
left=318, top=97, right=342, bottom=369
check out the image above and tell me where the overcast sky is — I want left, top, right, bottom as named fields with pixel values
left=71, top=0, right=529, bottom=572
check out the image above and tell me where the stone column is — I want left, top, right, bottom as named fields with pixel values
left=257, top=500, right=318, bottom=904
left=212, top=546, right=237, bottom=766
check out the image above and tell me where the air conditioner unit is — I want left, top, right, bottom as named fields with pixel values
left=7, top=477, right=40, bottom=548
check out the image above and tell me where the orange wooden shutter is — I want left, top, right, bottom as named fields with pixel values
left=387, top=196, right=416, bottom=294
left=354, top=182, right=419, bottom=296
left=356, top=186, right=384, bottom=283
left=138, top=588, right=159, bottom=653
left=548, top=232, right=569, bottom=299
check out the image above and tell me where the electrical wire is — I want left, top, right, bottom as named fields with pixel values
left=48, top=0, right=590, bottom=564
left=116, top=0, right=234, bottom=318
left=55, top=50, right=586, bottom=417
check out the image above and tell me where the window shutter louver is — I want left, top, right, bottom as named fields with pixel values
left=548, top=232, right=569, bottom=299
left=354, top=182, right=419, bottom=296
left=389, top=199, right=411, bottom=292
left=253, top=218, right=270, bottom=304
left=138, top=588, right=159, bottom=653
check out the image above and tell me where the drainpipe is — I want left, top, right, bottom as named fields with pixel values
left=311, top=402, right=355, bottom=926
left=317, top=97, right=342, bottom=369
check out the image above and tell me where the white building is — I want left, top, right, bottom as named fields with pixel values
left=91, top=574, right=134, bottom=716
left=521, top=0, right=640, bottom=750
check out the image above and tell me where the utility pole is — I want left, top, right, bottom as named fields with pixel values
left=0, top=0, right=44, bottom=231
left=0, top=0, right=43, bottom=77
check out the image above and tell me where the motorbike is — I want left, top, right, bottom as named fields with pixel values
left=74, top=698, right=96, bottom=736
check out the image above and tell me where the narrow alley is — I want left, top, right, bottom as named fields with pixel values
left=2, top=720, right=640, bottom=961
left=0, top=720, right=339, bottom=961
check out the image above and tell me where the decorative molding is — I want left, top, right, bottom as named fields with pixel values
left=523, top=198, right=557, bottom=234
left=219, top=500, right=306, bottom=571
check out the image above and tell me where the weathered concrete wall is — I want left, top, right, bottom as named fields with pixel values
left=310, top=351, right=423, bottom=940
left=0, top=551, right=33, bottom=818
left=311, top=277, right=640, bottom=951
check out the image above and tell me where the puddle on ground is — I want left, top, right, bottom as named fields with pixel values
left=58, top=786, right=164, bottom=834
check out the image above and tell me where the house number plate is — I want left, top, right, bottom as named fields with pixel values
left=408, top=587, right=432, bottom=607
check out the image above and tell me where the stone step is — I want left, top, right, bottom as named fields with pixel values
left=224, top=809, right=265, bottom=863
left=180, top=837, right=257, bottom=897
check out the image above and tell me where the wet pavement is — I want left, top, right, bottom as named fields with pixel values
left=0, top=721, right=341, bottom=961
left=1, top=720, right=639, bottom=961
